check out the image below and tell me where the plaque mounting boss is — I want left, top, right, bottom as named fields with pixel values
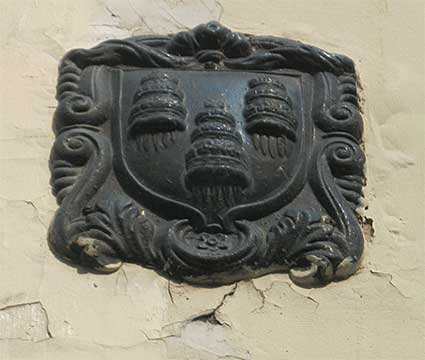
left=49, top=22, right=365, bottom=288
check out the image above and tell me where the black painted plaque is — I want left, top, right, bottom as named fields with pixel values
left=49, top=22, right=365, bottom=287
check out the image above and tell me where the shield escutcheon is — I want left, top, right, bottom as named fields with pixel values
left=111, top=68, right=312, bottom=231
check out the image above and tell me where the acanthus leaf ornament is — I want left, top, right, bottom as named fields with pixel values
left=49, top=22, right=365, bottom=287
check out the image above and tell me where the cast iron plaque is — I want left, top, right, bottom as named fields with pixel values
left=49, top=22, right=365, bottom=287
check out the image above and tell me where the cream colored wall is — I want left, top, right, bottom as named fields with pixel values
left=0, top=1, right=423, bottom=359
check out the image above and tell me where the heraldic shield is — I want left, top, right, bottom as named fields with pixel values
left=49, top=22, right=365, bottom=287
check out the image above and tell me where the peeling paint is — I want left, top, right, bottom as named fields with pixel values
left=0, top=0, right=423, bottom=359
left=0, top=302, right=51, bottom=342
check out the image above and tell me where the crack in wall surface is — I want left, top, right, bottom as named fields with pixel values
left=370, top=270, right=411, bottom=299
left=83, top=283, right=247, bottom=359
left=161, top=283, right=238, bottom=335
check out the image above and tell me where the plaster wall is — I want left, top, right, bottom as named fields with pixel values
left=0, top=1, right=424, bottom=359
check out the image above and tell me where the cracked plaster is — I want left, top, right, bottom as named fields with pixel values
left=0, top=0, right=423, bottom=359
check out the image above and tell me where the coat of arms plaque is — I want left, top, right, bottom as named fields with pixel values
left=49, top=22, right=365, bottom=287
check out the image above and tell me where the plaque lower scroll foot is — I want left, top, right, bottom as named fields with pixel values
left=289, top=255, right=359, bottom=288
left=49, top=197, right=156, bottom=274
left=48, top=225, right=123, bottom=274
left=72, top=236, right=123, bottom=273
left=268, top=211, right=360, bottom=288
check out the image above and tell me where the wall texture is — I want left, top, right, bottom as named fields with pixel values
left=0, top=1, right=423, bottom=359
